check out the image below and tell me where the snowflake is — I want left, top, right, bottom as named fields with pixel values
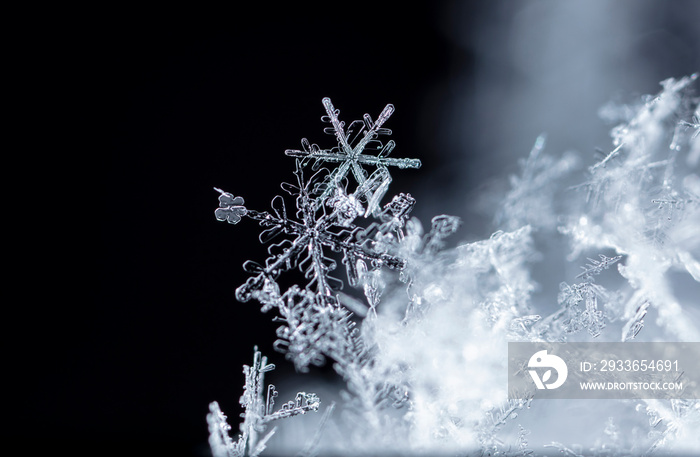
left=270, top=285, right=359, bottom=371
left=680, top=109, right=699, bottom=140
left=621, top=300, right=650, bottom=342
left=213, top=99, right=426, bottom=374
left=207, top=348, right=320, bottom=457
left=216, top=161, right=406, bottom=304
left=212, top=98, right=441, bottom=454
left=575, top=254, right=622, bottom=281
left=284, top=97, right=421, bottom=214
left=535, top=254, right=622, bottom=339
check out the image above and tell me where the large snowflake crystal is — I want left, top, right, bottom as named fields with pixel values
left=215, top=98, right=422, bottom=307
left=213, top=98, right=432, bottom=454
left=284, top=97, right=422, bottom=213
left=214, top=98, right=425, bottom=373
left=216, top=161, right=406, bottom=305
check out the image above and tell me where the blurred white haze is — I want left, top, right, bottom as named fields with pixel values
left=415, top=0, right=698, bottom=218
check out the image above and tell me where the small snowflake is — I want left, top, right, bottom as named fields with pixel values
left=285, top=97, right=421, bottom=213
left=680, top=110, right=700, bottom=140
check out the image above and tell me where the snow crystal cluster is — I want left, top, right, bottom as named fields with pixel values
left=209, top=76, right=700, bottom=456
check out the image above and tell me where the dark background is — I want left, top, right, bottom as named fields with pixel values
left=23, top=2, right=699, bottom=456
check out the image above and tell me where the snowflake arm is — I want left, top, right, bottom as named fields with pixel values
left=214, top=188, right=248, bottom=224
left=575, top=254, right=622, bottom=280
left=680, top=110, right=699, bottom=139
left=208, top=348, right=320, bottom=457
left=537, top=253, right=623, bottom=339
left=621, top=300, right=650, bottom=341
left=207, top=401, right=242, bottom=457
left=589, top=143, right=624, bottom=174
left=288, top=147, right=421, bottom=169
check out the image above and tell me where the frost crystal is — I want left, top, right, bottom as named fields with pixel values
left=575, top=254, right=622, bottom=280
left=207, top=348, right=320, bottom=457
left=212, top=99, right=430, bottom=454
left=497, top=134, right=580, bottom=232
left=560, top=74, right=700, bottom=341
left=214, top=189, right=248, bottom=225
left=209, top=82, right=700, bottom=455
left=216, top=161, right=405, bottom=304
left=284, top=97, right=421, bottom=212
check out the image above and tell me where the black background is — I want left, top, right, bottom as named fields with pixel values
left=21, top=2, right=699, bottom=456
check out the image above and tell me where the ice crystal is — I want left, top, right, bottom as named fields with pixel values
left=209, top=80, right=700, bottom=455
left=526, top=254, right=623, bottom=339
left=268, top=286, right=358, bottom=371
left=284, top=97, right=421, bottom=212
left=214, top=190, right=248, bottom=225
left=560, top=74, right=700, bottom=341
left=575, top=254, right=623, bottom=281
left=641, top=399, right=700, bottom=455
left=207, top=348, right=320, bottom=457
left=681, top=110, right=700, bottom=140
left=215, top=160, right=405, bottom=304
left=497, top=134, right=579, bottom=232
left=621, top=300, right=650, bottom=342
left=296, top=402, right=336, bottom=457
left=212, top=98, right=434, bottom=455
left=543, top=441, right=584, bottom=457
